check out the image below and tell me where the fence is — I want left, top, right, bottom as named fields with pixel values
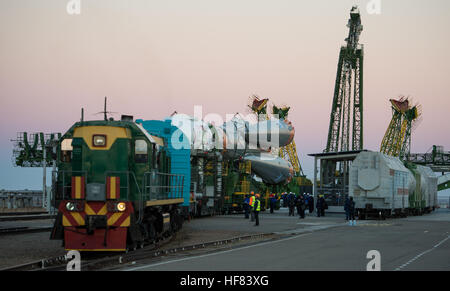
left=0, top=190, right=44, bottom=209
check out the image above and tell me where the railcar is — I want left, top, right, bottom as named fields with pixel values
left=407, top=164, right=438, bottom=215
left=50, top=118, right=185, bottom=251
left=349, top=151, right=415, bottom=219
left=349, top=151, right=438, bottom=219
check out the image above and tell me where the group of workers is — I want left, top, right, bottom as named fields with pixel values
left=283, top=192, right=331, bottom=218
left=243, top=191, right=357, bottom=226
left=283, top=192, right=317, bottom=218
left=243, top=191, right=332, bottom=226
left=243, top=192, right=262, bottom=226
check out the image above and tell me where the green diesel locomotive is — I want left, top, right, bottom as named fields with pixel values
left=50, top=119, right=185, bottom=251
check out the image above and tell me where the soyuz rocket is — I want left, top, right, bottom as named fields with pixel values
left=169, top=113, right=295, bottom=185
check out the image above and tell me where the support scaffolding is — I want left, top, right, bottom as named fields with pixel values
left=315, top=7, right=365, bottom=208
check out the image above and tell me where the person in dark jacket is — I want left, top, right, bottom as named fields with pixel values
left=243, top=195, right=250, bottom=219
left=348, top=197, right=356, bottom=226
left=288, top=192, right=296, bottom=216
left=308, top=194, right=314, bottom=214
left=296, top=194, right=306, bottom=219
left=269, top=193, right=276, bottom=214
left=281, top=192, right=287, bottom=207
left=344, top=197, right=350, bottom=221
left=304, top=193, right=309, bottom=211
left=316, top=195, right=325, bottom=217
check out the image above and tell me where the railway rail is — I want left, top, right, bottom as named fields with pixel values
left=0, top=214, right=55, bottom=222
left=0, top=226, right=53, bottom=236
left=0, top=211, right=47, bottom=216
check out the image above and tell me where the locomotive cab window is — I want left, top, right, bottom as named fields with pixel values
left=92, top=135, right=107, bottom=147
left=60, top=138, right=73, bottom=162
left=135, top=139, right=148, bottom=163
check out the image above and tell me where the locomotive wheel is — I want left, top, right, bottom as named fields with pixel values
left=147, top=222, right=157, bottom=242
left=126, top=242, right=137, bottom=252
left=170, top=210, right=183, bottom=232
left=175, top=212, right=183, bottom=230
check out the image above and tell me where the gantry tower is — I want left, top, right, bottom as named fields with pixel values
left=312, top=6, right=365, bottom=207
left=325, top=6, right=364, bottom=153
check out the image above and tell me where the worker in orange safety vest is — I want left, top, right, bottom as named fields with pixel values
left=249, top=191, right=255, bottom=222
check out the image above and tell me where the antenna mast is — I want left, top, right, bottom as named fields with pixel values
left=104, top=97, right=107, bottom=121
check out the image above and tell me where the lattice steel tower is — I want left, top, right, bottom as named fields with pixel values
left=325, top=6, right=364, bottom=153
left=380, top=97, right=420, bottom=161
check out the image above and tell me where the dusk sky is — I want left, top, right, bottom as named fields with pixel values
left=0, top=0, right=449, bottom=197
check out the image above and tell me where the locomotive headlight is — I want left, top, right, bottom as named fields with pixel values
left=92, top=135, right=106, bottom=147
left=66, top=202, right=76, bottom=211
left=117, top=202, right=126, bottom=212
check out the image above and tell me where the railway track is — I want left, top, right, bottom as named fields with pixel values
left=0, top=211, right=47, bottom=216
left=0, top=232, right=275, bottom=271
left=0, top=214, right=56, bottom=222
left=0, top=226, right=53, bottom=236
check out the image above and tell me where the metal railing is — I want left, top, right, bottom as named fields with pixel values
left=54, top=170, right=87, bottom=200
left=143, top=171, right=184, bottom=201
left=104, top=171, right=135, bottom=201
left=0, top=192, right=43, bottom=209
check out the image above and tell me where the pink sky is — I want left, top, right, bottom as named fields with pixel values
left=0, top=0, right=449, bottom=190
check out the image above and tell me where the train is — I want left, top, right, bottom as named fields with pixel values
left=137, top=113, right=297, bottom=216
left=349, top=151, right=438, bottom=219
left=50, top=111, right=298, bottom=251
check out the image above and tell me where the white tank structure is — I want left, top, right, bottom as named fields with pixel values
left=409, top=165, right=438, bottom=214
left=349, top=151, right=416, bottom=219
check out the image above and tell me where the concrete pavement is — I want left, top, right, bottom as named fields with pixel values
left=119, top=208, right=450, bottom=271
